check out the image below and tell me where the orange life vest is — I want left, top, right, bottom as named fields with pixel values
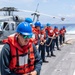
left=46, top=26, right=55, bottom=37
left=3, top=35, right=35, bottom=74
left=63, top=28, right=66, bottom=35
left=32, top=27, right=40, bottom=45
left=54, top=28, right=59, bottom=37
left=59, top=29, right=64, bottom=35
left=40, top=29, right=46, bottom=42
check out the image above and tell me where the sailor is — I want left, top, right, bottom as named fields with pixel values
left=59, top=27, right=64, bottom=45
left=53, top=26, right=61, bottom=50
left=62, top=26, right=66, bottom=43
left=1, top=22, right=42, bottom=75
left=45, top=23, right=56, bottom=57
left=39, top=25, right=48, bottom=63
left=31, top=21, right=41, bottom=50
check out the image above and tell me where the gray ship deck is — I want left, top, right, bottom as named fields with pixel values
left=40, top=39, right=75, bottom=75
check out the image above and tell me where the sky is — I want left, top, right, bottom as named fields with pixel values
left=0, top=0, right=75, bottom=24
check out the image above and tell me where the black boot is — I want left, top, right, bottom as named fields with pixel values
left=43, top=60, right=49, bottom=63
left=51, top=51, right=56, bottom=57
left=57, top=47, right=61, bottom=51
left=51, top=54, right=56, bottom=57
left=47, top=53, right=51, bottom=57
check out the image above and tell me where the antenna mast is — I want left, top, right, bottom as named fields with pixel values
left=31, top=3, right=40, bottom=22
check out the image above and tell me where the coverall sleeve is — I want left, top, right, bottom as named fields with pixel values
left=1, top=44, right=18, bottom=75
left=33, top=44, right=42, bottom=75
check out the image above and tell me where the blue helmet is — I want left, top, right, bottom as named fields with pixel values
left=54, top=26, right=58, bottom=28
left=16, top=22, right=33, bottom=36
left=63, top=26, right=65, bottom=28
left=40, top=25, right=44, bottom=30
left=25, top=17, right=33, bottom=23
left=34, top=21, right=41, bottom=27
left=46, top=23, right=51, bottom=26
